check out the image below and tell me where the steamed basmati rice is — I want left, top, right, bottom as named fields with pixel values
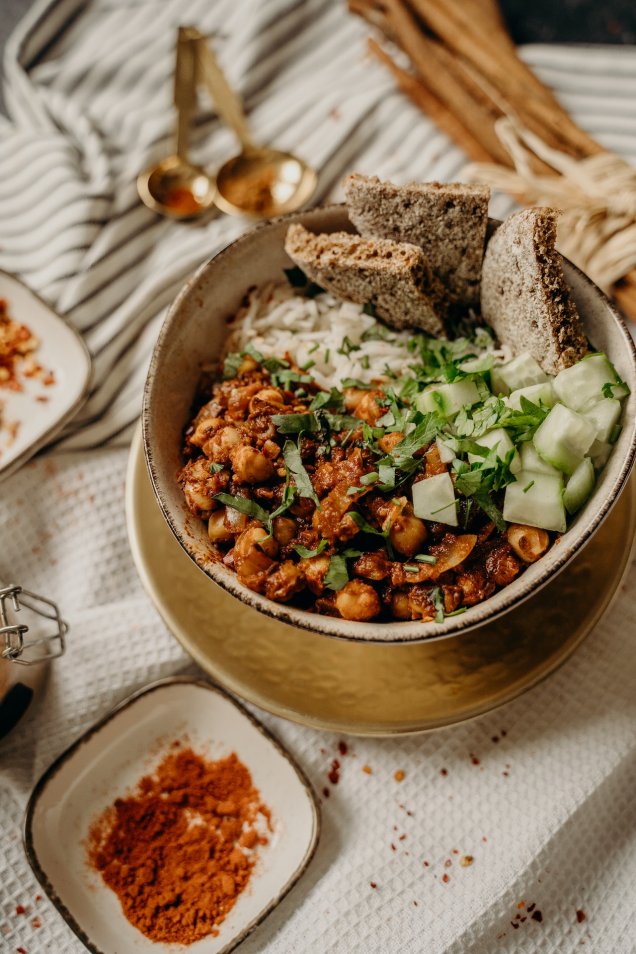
left=223, top=283, right=506, bottom=387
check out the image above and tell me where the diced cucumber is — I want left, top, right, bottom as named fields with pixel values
left=416, top=379, right=481, bottom=418
left=533, top=403, right=596, bottom=475
left=582, top=398, right=621, bottom=443
left=506, top=381, right=556, bottom=411
left=412, top=472, right=458, bottom=527
left=436, top=437, right=457, bottom=463
left=503, top=471, right=566, bottom=533
left=490, top=353, right=549, bottom=396
left=589, top=439, right=612, bottom=470
left=467, top=427, right=521, bottom=473
left=519, top=442, right=562, bottom=477
left=563, top=458, right=595, bottom=515
left=460, top=354, right=493, bottom=374
left=553, top=354, right=618, bottom=411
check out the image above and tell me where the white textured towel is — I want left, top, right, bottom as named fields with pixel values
left=1, top=2, right=636, bottom=953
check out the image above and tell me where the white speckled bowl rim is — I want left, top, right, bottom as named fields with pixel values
left=142, top=205, right=636, bottom=644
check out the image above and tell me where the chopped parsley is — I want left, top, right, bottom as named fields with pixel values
left=213, top=493, right=271, bottom=525
left=283, top=440, right=320, bottom=506
left=324, top=554, right=349, bottom=591
left=294, top=540, right=328, bottom=559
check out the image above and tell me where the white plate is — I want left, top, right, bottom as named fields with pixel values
left=24, top=677, right=320, bottom=954
left=0, top=270, right=91, bottom=480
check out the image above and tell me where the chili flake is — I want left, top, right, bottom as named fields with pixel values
left=394, top=770, right=405, bottom=782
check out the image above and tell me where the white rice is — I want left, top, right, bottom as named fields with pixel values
left=223, top=283, right=507, bottom=387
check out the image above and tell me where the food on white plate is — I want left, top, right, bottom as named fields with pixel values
left=177, top=176, right=629, bottom=624
left=0, top=297, right=55, bottom=447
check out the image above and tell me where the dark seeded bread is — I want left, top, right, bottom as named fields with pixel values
left=284, top=223, right=448, bottom=336
left=480, top=208, right=588, bottom=375
left=343, top=174, right=490, bottom=307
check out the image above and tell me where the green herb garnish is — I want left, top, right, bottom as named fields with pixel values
left=283, top=440, right=320, bottom=506
left=324, top=554, right=349, bottom=591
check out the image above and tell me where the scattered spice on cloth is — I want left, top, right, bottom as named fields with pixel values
left=87, top=744, right=271, bottom=945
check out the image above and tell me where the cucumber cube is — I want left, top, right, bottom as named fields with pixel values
left=490, top=353, right=549, bottom=396
left=563, top=458, right=595, bottom=515
left=460, top=354, right=493, bottom=374
left=506, top=381, right=556, bottom=411
left=589, top=439, right=612, bottom=470
left=553, top=354, right=618, bottom=411
left=533, top=403, right=596, bottom=475
left=416, top=379, right=481, bottom=418
left=467, top=428, right=521, bottom=473
left=519, top=442, right=561, bottom=477
left=503, top=472, right=566, bottom=533
left=412, top=472, right=458, bottom=526
left=582, top=398, right=621, bottom=443
left=436, top=437, right=457, bottom=463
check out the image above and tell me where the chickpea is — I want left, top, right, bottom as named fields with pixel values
left=231, top=445, right=275, bottom=484
left=208, top=426, right=242, bottom=464
left=224, top=505, right=249, bottom=534
left=228, top=382, right=263, bottom=417
left=208, top=510, right=233, bottom=542
left=343, top=388, right=367, bottom=412
left=190, top=416, right=220, bottom=449
left=237, top=355, right=259, bottom=375
left=264, top=561, right=305, bottom=602
left=299, top=555, right=330, bottom=595
left=353, top=391, right=385, bottom=425
left=235, top=527, right=278, bottom=579
left=391, top=590, right=411, bottom=620
left=249, top=388, right=285, bottom=413
left=335, top=580, right=381, bottom=621
left=181, top=458, right=216, bottom=515
left=389, top=513, right=427, bottom=558
left=353, top=551, right=391, bottom=581
left=378, top=431, right=404, bottom=453
left=272, top=516, right=297, bottom=546
left=506, top=524, right=550, bottom=563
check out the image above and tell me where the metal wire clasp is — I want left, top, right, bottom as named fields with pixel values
left=0, top=585, right=67, bottom=666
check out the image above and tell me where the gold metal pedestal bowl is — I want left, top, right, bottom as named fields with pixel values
left=127, top=429, right=635, bottom=736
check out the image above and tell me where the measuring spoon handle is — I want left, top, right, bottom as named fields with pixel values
left=195, top=36, right=255, bottom=152
left=174, top=27, right=197, bottom=161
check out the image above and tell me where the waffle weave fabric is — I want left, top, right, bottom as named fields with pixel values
left=1, top=0, right=636, bottom=951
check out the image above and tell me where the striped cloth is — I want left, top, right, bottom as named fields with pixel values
left=2, top=1, right=636, bottom=449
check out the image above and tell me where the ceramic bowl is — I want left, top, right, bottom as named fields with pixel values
left=0, top=269, right=91, bottom=481
left=24, top=677, right=320, bottom=954
left=142, top=205, right=636, bottom=643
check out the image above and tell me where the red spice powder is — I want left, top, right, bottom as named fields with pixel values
left=87, top=746, right=270, bottom=945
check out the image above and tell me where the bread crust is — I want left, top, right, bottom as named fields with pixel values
left=480, top=208, right=588, bottom=375
left=284, top=223, right=448, bottom=336
left=344, top=174, right=490, bottom=307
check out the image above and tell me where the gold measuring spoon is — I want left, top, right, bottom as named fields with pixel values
left=137, top=27, right=216, bottom=220
left=195, top=36, right=317, bottom=219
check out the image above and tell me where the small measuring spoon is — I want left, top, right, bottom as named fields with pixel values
left=195, top=37, right=317, bottom=219
left=137, top=27, right=216, bottom=220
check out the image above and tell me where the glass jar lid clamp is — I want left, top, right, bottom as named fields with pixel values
left=0, top=584, right=67, bottom=666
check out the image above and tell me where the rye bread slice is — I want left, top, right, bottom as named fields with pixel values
left=480, top=208, right=588, bottom=375
left=284, top=223, right=448, bottom=336
left=343, top=174, right=490, bottom=307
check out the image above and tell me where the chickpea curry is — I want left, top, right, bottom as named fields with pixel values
left=179, top=331, right=561, bottom=625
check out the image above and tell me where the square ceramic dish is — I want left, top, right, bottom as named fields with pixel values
left=0, top=270, right=91, bottom=481
left=24, top=677, right=320, bottom=954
